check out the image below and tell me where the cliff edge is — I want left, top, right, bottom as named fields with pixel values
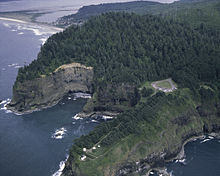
left=7, top=63, right=94, bottom=114
left=61, top=87, right=220, bottom=176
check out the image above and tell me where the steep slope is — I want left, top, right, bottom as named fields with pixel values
left=9, top=12, right=220, bottom=175
left=8, top=63, right=93, bottom=113
left=12, top=13, right=220, bottom=113
left=62, top=86, right=220, bottom=176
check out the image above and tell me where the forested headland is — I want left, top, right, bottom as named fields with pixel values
left=16, top=12, right=220, bottom=110
left=57, top=0, right=220, bottom=31
left=12, top=1, right=220, bottom=175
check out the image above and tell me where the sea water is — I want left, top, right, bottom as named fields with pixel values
left=0, top=21, right=98, bottom=176
left=149, top=138, right=220, bottom=176
left=165, top=137, right=220, bottom=176
left=0, top=0, right=220, bottom=176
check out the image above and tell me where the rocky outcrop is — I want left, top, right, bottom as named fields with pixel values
left=62, top=98, right=220, bottom=176
left=82, top=83, right=140, bottom=114
left=115, top=104, right=220, bottom=176
left=7, top=63, right=94, bottom=113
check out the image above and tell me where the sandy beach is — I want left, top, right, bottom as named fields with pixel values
left=0, top=17, right=27, bottom=23
left=0, top=16, right=63, bottom=30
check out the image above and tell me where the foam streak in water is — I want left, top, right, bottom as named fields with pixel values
left=52, top=127, right=67, bottom=139
left=1, top=20, right=62, bottom=37
left=73, top=92, right=91, bottom=99
left=72, top=113, right=82, bottom=120
left=0, top=98, right=12, bottom=113
left=52, top=154, right=69, bottom=176
left=200, top=138, right=211, bottom=143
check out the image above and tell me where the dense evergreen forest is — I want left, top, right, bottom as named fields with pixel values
left=57, top=0, right=220, bottom=30
left=17, top=13, right=220, bottom=92
left=13, top=3, right=220, bottom=175
left=57, top=1, right=160, bottom=25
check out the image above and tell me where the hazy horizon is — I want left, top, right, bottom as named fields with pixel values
left=0, top=0, right=179, bottom=12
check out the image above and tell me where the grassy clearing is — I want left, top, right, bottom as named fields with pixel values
left=74, top=88, right=199, bottom=175
left=151, top=78, right=177, bottom=93
left=156, top=81, right=172, bottom=89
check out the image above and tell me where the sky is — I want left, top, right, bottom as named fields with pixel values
left=0, top=0, right=179, bottom=22
left=0, top=0, right=179, bottom=12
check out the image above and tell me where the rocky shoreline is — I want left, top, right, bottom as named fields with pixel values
left=115, top=117, right=220, bottom=176
left=146, top=132, right=220, bottom=176
left=7, top=62, right=94, bottom=114
left=7, top=92, right=93, bottom=115
left=7, top=93, right=121, bottom=119
left=7, top=98, right=61, bottom=115
left=145, top=135, right=205, bottom=176
left=76, top=111, right=119, bottom=119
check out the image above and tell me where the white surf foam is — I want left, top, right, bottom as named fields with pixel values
left=102, top=115, right=113, bottom=120
left=14, top=65, right=22, bottom=69
left=0, top=100, right=7, bottom=105
left=1, top=20, right=62, bottom=37
left=208, top=136, right=214, bottom=139
left=18, top=32, right=24, bottom=35
left=52, top=127, right=67, bottom=139
left=200, top=138, right=211, bottom=143
left=0, top=98, right=12, bottom=114
left=8, top=63, right=21, bottom=69
left=149, top=171, right=154, bottom=175
left=20, top=25, right=61, bottom=36
left=73, top=92, right=91, bottom=99
left=0, top=98, right=23, bottom=115
left=39, top=38, right=47, bottom=45
left=52, top=154, right=69, bottom=176
left=72, top=114, right=82, bottom=120
left=0, top=98, right=11, bottom=108
left=175, top=158, right=186, bottom=165
left=8, top=63, right=18, bottom=67
left=91, top=119, right=98, bottom=123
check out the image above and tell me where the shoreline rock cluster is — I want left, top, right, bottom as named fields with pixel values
left=7, top=62, right=94, bottom=114
left=117, top=126, right=220, bottom=176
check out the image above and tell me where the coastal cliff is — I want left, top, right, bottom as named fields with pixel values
left=7, top=63, right=94, bottom=113
left=61, top=87, right=220, bottom=176
left=7, top=11, right=220, bottom=176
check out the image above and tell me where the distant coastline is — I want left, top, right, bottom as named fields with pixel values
left=0, top=17, right=27, bottom=23
left=0, top=16, right=63, bottom=31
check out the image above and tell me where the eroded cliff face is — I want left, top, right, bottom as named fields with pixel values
left=115, top=104, right=220, bottom=176
left=61, top=94, right=220, bottom=176
left=8, top=63, right=94, bottom=113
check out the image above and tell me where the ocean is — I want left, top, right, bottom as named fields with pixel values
left=0, top=0, right=177, bottom=23
left=0, top=0, right=219, bottom=176
left=166, top=137, right=220, bottom=176
left=150, top=136, right=220, bottom=176
left=0, top=20, right=98, bottom=176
